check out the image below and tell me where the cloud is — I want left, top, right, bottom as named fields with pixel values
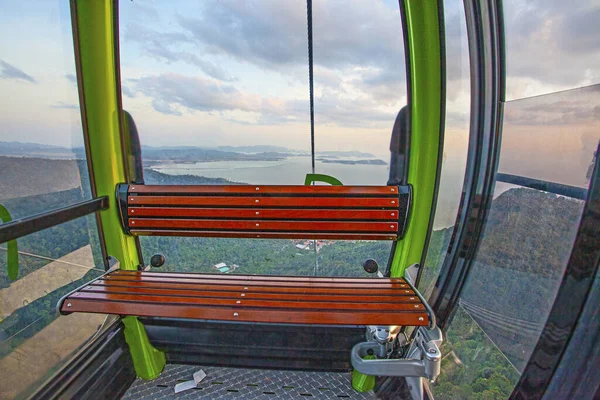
left=125, top=23, right=236, bottom=82
left=50, top=102, right=79, bottom=109
left=502, top=0, right=600, bottom=97
left=131, top=73, right=261, bottom=114
left=122, top=84, right=136, bottom=98
left=177, top=0, right=404, bottom=72
left=0, top=60, right=36, bottom=83
left=65, top=73, right=77, bottom=84
left=129, top=72, right=395, bottom=128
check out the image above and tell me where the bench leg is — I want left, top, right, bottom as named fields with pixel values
left=122, top=316, right=166, bottom=380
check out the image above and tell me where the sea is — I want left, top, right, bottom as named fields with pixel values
left=150, top=154, right=502, bottom=229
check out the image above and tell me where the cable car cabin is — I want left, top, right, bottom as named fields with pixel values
left=1, top=0, right=599, bottom=399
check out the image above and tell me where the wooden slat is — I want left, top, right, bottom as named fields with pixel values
left=82, top=284, right=421, bottom=303
left=63, top=299, right=429, bottom=326
left=130, top=185, right=400, bottom=196
left=128, top=207, right=399, bottom=221
left=128, top=196, right=399, bottom=208
left=130, top=230, right=397, bottom=240
left=113, top=270, right=406, bottom=284
left=128, top=219, right=398, bottom=232
left=61, top=270, right=430, bottom=326
left=72, top=291, right=425, bottom=312
left=103, top=274, right=408, bottom=289
left=95, top=280, right=417, bottom=296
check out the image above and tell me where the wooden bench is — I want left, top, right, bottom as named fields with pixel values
left=59, top=270, right=430, bottom=326
left=117, top=184, right=410, bottom=240
left=59, top=183, right=428, bottom=328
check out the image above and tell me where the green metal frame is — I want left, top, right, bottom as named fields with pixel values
left=0, top=204, right=18, bottom=280
left=390, top=0, right=443, bottom=277
left=71, top=0, right=164, bottom=379
left=304, top=173, right=343, bottom=186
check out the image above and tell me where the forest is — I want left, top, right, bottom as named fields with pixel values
left=0, top=165, right=585, bottom=399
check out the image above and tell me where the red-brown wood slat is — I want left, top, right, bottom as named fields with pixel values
left=130, top=185, right=400, bottom=196
left=129, top=230, right=397, bottom=240
left=103, top=274, right=408, bottom=289
left=82, top=284, right=422, bottom=303
left=128, top=196, right=399, bottom=208
left=95, top=279, right=417, bottom=296
left=112, top=270, right=406, bottom=284
left=128, top=207, right=399, bottom=221
left=60, top=271, right=430, bottom=326
left=71, top=291, right=426, bottom=312
left=128, top=219, right=398, bottom=233
left=63, top=299, right=429, bottom=326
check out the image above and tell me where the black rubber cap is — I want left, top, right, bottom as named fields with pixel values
left=363, top=259, right=379, bottom=274
left=150, top=253, right=166, bottom=268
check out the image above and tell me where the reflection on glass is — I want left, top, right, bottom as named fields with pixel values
left=0, top=2, right=90, bottom=217
left=0, top=216, right=105, bottom=399
left=432, top=306, right=520, bottom=399
left=430, top=85, right=598, bottom=397
left=420, top=0, right=471, bottom=299
left=499, top=84, right=600, bottom=188
left=503, top=0, right=600, bottom=100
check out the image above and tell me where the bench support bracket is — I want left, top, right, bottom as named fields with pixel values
left=351, top=325, right=442, bottom=399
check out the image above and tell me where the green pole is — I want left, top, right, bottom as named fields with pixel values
left=390, top=0, right=443, bottom=278
left=71, top=0, right=165, bottom=379
left=0, top=205, right=18, bottom=280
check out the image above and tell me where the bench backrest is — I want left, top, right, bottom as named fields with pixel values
left=117, top=184, right=410, bottom=240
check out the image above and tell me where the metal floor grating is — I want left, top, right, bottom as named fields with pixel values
left=122, top=364, right=376, bottom=400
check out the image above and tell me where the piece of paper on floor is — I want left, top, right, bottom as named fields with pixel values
left=193, top=369, right=206, bottom=384
left=174, top=380, right=197, bottom=394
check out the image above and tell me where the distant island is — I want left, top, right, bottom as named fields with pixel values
left=319, top=158, right=387, bottom=165
left=0, top=141, right=380, bottom=165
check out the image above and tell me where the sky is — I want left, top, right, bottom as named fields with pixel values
left=0, top=0, right=598, bottom=160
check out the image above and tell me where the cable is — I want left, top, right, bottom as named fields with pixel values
left=306, top=0, right=315, bottom=175
left=306, top=0, right=319, bottom=276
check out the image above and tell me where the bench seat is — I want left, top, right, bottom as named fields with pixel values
left=118, top=184, right=410, bottom=240
left=59, top=270, right=430, bottom=326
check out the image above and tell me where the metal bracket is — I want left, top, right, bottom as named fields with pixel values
left=351, top=268, right=442, bottom=399
left=351, top=325, right=442, bottom=381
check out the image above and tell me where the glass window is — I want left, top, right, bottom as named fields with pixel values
left=0, top=216, right=106, bottom=399
left=428, top=0, right=599, bottom=395
left=430, top=87, right=598, bottom=400
left=419, top=0, right=471, bottom=298
left=0, top=1, right=92, bottom=218
left=120, top=0, right=406, bottom=276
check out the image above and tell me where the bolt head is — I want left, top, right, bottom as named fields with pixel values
left=428, top=348, right=437, bottom=354
left=67, top=303, right=72, bottom=307
left=233, top=312, right=239, bottom=317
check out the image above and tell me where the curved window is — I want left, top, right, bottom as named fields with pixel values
left=429, top=0, right=600, bottom=396
left=0, top=3, right=107, bottom=398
